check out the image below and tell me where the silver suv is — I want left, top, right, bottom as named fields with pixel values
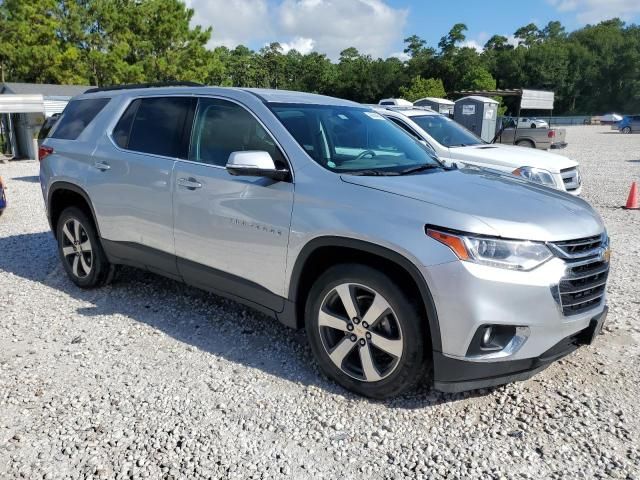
left=39, top=86, right=610, bottom=398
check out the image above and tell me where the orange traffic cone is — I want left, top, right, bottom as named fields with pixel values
left=624, top=182, right=639, bottom=209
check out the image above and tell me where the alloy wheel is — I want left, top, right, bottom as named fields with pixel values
left=318, top=283, right=403, bottom=382
left=61, top=218, right=93, bottom=278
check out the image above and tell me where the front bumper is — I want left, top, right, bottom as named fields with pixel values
left=433, top=307, right=607, bottom=392
left=422, top=254, right=608, bottom=392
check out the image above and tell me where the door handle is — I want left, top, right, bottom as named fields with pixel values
left=177, top=177, right=203, bottom=190
left=94, top=161, right=111, bottom=171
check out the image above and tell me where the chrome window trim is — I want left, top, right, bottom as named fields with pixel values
left=106, top=94, right=195, bottom=163
left=105, top=93, right=294, bottom=180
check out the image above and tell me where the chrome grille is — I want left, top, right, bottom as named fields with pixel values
left=552, top=235, right=603, bottom=257
left=560, top=167, right=581, bottom=191
left=558, top=260, right=609, bottom=316
left=550, top=234, right=609, bottom=316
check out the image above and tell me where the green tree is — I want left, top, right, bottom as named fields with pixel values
left=403, top=34, right=436, bottom=79
left=0, top=0, right=78, bottom=83
left=398, top=76, right=446, bottom=102
left=541, top=21, right=567, bottom=40
left=484, top=35, right=513, bottom=51
left=514, top=23, right=541, bottom=47
left=459, top=66, right=496, bottom=91
left=2, top=5, right=640, bottom=115
left=259, top=42, right=286, bottom=89
left=438, top=23, right=467, bottom=54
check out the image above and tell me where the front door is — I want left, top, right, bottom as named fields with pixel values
left=172, top=97, right=294, bottom=311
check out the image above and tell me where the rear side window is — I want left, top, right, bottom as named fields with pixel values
left=114, top=97, right=192, bottom=158
left=51, top=98, right=110, bottom=140
left=38, top=114, right=60, bottom=141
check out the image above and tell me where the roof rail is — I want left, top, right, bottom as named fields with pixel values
left=383, top=105, right=434, bottom=112
left=84, top=81, right=204, bottom=94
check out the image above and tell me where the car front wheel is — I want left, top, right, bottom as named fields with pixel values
left=305, top=264, right=429, bottom=398
left=622, top=127, right=631, bottom=134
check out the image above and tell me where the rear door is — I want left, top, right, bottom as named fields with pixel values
left=632, top=115, right=640, bottom=132
left=172, top=96, right=293, bottom=309
left=87, top=95, right=194, bottom=277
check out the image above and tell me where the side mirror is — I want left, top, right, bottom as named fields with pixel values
left=226, top=151, right=290, bottom=182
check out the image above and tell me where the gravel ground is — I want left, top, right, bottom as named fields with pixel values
left=1, top=125, right=639, bottom=480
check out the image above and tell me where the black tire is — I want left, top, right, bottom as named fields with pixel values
left=530, top=123, right=537, bottom=128
left=305, top=263, right=429, bottom=399
left=56, top=206, right=113, bottom=288
left=622, top=127, right=631, bottom=134
left=516, top=140, right=535, bottom=148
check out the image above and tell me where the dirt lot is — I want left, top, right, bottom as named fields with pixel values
left=1, top=125, right=639, bottom=479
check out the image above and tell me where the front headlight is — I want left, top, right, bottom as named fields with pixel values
left=512, top=166, right=557, bottom=187
left=427, top=229, right=553, bottom=271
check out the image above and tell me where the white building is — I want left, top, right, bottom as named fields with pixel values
left=0, top=82, right=92, bottom=160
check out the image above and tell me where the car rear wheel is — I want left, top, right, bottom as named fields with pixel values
left=305, top=264, right=429, bottom=399
left=516, top=139, right=535, bottom=148
left=622, top=127, right=631, bottom=134
left=56, top=207, right=113, bottom=288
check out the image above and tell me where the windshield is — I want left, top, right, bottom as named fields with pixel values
left=270, top=103, right=441, bottom=174
left=410, top=115, right=484, bottom=147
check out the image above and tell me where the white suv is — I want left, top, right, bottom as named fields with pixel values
left=375, top=106, right=581, bottom=194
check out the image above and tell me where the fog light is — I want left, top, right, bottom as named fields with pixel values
left=482, top=327, right=493, bottom=347
left=467, top=325, right=518, bottom=356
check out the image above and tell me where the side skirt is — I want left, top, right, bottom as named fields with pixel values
left=101, top=239, right=291, bottom=325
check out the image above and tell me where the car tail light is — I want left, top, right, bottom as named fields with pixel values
left=38, top=146, right=54, bottom=162
left=547, top=130, right=555, bottom=138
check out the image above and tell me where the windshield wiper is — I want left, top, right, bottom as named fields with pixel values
left=398, top=164, right=442, bottom=175
left=342, top=169, right=400, bottom=176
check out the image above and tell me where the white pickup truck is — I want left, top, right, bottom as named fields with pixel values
left=374, top=106, right=581, bottom=195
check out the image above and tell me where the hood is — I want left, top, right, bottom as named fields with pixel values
left=341, top=168, right=604, bottom=242
left=452, top=143, right=577, bottom=173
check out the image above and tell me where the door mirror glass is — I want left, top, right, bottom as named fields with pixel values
left=226, top=151, right=290, bottom=181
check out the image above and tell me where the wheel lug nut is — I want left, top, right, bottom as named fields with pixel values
left=352, top=318, right=360, bottom=324
left=350, top=334, right=357, bottom=342
left=362, top=321, right=369, bottom=328
left=366, top=332, right=371, bottom=339
left=347, top=324, right=354, bottom=331
left=359, top=339, right=366, bottom=346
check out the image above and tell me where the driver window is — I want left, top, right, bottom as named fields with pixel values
left=190, top=98, right=287, bottom=168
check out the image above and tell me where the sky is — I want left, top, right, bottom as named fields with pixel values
left=184, top=0, right=640, bottom=60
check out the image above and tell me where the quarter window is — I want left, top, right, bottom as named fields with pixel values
left=51, top=98, right=110, bottom=140
left=113, top=97, right=192, bottom=158
left=189, top=98, right=286, bottom=168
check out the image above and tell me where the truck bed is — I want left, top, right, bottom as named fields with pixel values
left=495, top=127, right=567, bottom=150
